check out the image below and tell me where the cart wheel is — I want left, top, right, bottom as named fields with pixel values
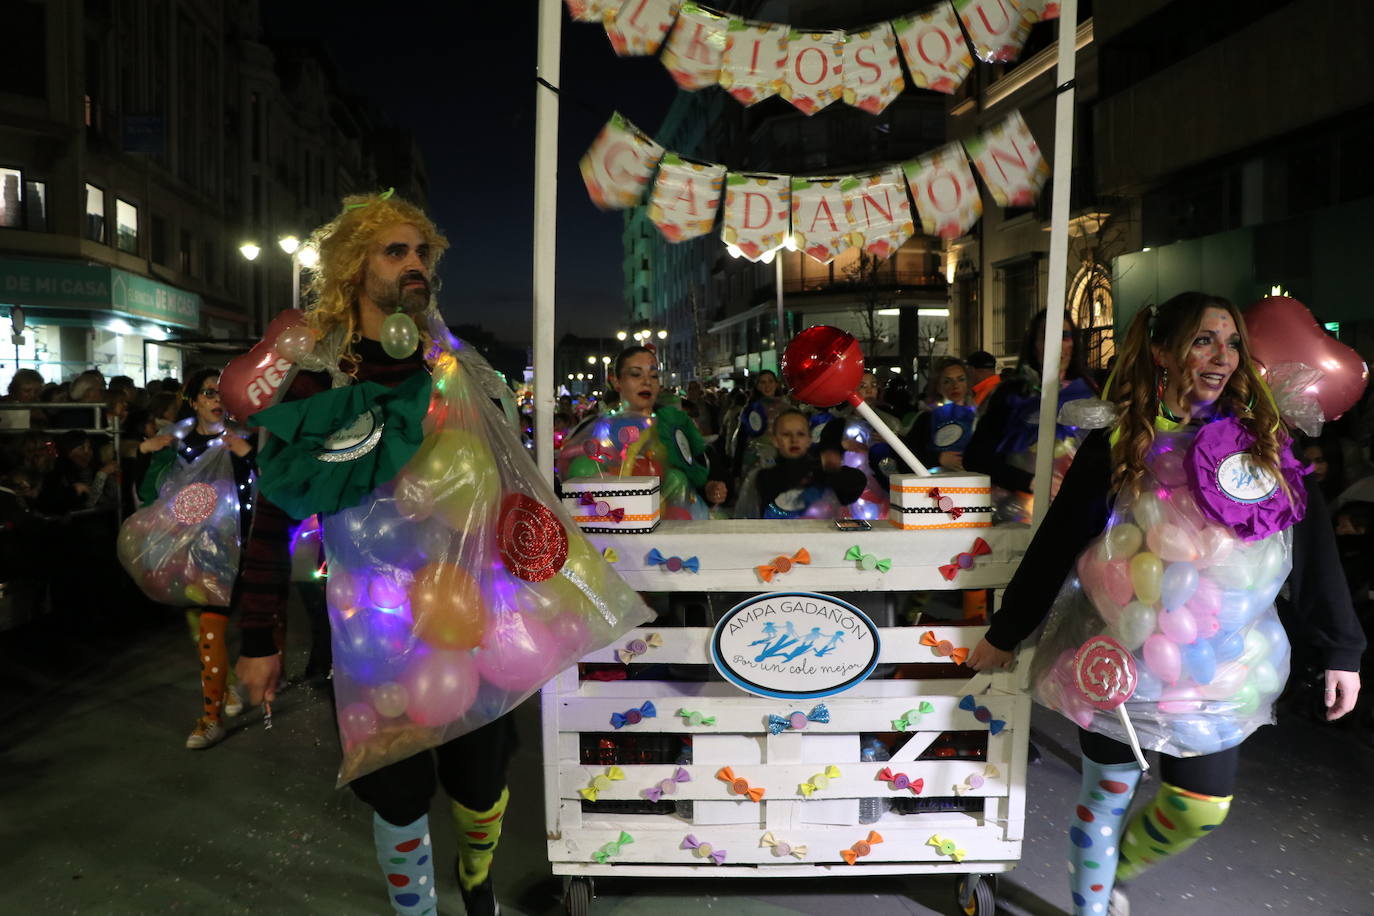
left=564, top=876, right=593, bottom=916
left=956, top=874, right=996, bottom=915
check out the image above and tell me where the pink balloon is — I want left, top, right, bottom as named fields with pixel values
left=1143, top=634, right=1182, bottom=684
left=1153, top=449, right=1189, bottom=487
left=548, top=611, right=593, bottom=658
left=1245, top=296, right=1369, bottom=421
left=339, top=701, right=379, bottom=748
left=1146, top=522, right=1199, bottom=563
left=1157, top=606, right=1198, bottom=644
left=1194, top=524, right=1235, bottom=569
left=1103, top=559, right=1135, bottom=607
left=475, top=612, right=559, bottom=692
left=1168, top=489, right=1207, bottom=529
left=401, top=650, right=479, bottom=727
left=1198, top=661, right=1248, bottom=700
left=1157, top=685, right=1202, bottom=715
left=1189, top=606, right=1220, bottom=640
left=1187, top=576, right=1222, bottom=617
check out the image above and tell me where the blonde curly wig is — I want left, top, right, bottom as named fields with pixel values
left=303, top=190, right=450, bottom=372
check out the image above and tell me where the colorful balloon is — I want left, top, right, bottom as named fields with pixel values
left=1194, top=524, right=1235, bottom=569
left=567, top=456, right=601, bottom=479
left=380, top=311, right=420, bottom=359
left=1244, top=296, right=1369, bottom=421
left=401, top=649, right=480, bottom=727
left=1157, top=606, right=1197, bottom=645
left=1153, top=449, right=1188, bottom=487
left=1182, top=640, right=1217, bottom=685
left=370, top=682, right=409, bottom=719
left=548, top=611, right=593, bottom=657
left=1147, top=522, right=1199, bottom=563
left=1189, top=606, right=1220, bottom=640
left=1160, top=561, right=1199, bottom=610
left=339, top=702, right=379, bottom=748
left=1103, top=559, right=1135, bottom=608
left=405, top=428, right=500, bottom=531
left=1113, top=601, right=1157, bottom=651
left=1199, top=660, right=1248, bottom=700
left=1158, top=684, right=1202, bottom=715
left=1129, top=552, right=1163, bottom=604
left=1143, top=634, right=1182, bottom=684
left=1102, top=522, right=1143, bottom=560
left=474, top=610, right=559, bottom=692
left=410, top=561, right=487, bottom=650
left=334, top=608, right=417, bottom=685
left=276, top=325, right=316, bottom=363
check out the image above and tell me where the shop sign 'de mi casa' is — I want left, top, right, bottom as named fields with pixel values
left=710, top=592, right=881, bottom=700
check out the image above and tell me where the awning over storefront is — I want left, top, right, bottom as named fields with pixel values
left=0, top=257, right=201, bottom=330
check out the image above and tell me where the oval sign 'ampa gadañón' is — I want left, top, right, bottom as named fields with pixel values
left=709, top=592, right=882, bottom=700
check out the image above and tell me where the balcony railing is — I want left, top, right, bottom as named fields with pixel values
left=780, top=271, right=948, bottom=295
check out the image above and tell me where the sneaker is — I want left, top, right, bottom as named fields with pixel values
left=458, top=874, right=499, bottom=916
left=185, top=717, right=226, bottom=750
left=223, top=686, right=244, bottom=718
left=1108, top=886, right=1130, bottom=916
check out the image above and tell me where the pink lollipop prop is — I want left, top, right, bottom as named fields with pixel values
left=1071, top=635, right=1149, bottom=770
left=781, top=326, right=931, bottom=476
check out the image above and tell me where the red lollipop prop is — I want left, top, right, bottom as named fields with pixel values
left=1244, top=296, right=1368, bottom=422
left=1071, top=635, right=1148, bottom=770
left=781, top=325, right=931, bottom=476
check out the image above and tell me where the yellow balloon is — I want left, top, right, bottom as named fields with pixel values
left=532, top=536, right=606, bottom=611
left=1129, top=552, right=1163, bottom=605
left=404, top=429, right=500, bottom=530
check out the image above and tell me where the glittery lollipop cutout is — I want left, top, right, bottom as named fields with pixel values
left=172, top=482, right=218, bottom=525
left=1071, top=635, right=1149, bottom=771
left=496, top=493, right=569, bottom=582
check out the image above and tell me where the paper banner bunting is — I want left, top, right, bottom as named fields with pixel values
left=790, top=178, right=853, bottom=264
left=661, top=3, right=729, bottom=90
left=722, top=173, right=791, bottom=261
left=605, top=0, right=682, bottom=56
left=841, top=23, right=905, bottom=115
left=892, top=5, right=974, bottom=95
left=963, top=110, right=1049, bottom=208
left=649, top=153, right=726, bottom=241
left=564, top=0, right=616, bottom=22
left=903, top=142, right=982, bottom=240
left=781, top=30, right=845, bottom=115
left=580, top=113, right=666, bottom=210
left=719, top=19, right=789, bottom=105
left=954, top=0, right=1033, bottom=64
left=1020, top=0, right=1061, bottom=23
left=842, top=165, right=914, bottom=260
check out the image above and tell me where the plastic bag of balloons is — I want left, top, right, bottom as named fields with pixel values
left=556, top=408, right=710, bottom=521
left=117, top=442, right=242, bottom=607
left=1028, top=426, right=1297, bottom=757
left=327, top=353, right=655, bottom=784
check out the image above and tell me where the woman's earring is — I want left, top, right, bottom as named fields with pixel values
left=1156, top=365, right=1168, bottom=403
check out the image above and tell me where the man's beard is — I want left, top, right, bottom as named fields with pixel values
left=372, top=274, right=431, bottom=313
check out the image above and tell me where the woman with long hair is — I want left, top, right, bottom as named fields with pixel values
left=904, top=357, right=977, bottom=472
left=968, top=292, right=1363, bottom=915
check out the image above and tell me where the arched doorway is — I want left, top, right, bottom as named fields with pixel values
left=1069, top=263, right=1114, bottom=370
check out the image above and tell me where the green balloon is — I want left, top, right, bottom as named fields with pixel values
left=567, top=456, right=600, bottom=479
left=380, top=311, right=420, bottom=358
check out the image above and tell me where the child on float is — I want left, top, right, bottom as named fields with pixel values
left=816, top=370, right=901, bottom=518
left=733, top=408, right=866, bottom=519
left=965, top=310, right=1098, bottom=523
left=968, top=292, right=1363, bottom=916
left=140, top=368, right=256, bottom=749
left=558, top=345, right=712, bottom=520
left=904, top=357, right=977, bottom=472
left=729, top=368, right=791, bottom=484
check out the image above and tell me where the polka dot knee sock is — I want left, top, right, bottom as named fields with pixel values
left=197, top=612, right=229, bottom=722
left=451, top=787, right=508, bottom=891
left=372, top=812, right=437, bottom=915
left=1116, top=781, right=1231, bottom=883
left=1068, top=758, right=1142, bottom=916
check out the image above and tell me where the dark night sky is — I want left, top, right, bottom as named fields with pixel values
left=261, top=2, right=680, bottom=347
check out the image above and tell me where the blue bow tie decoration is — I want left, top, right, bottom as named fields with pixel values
left=611, top=700, right=657, bottom=730
left=958, top=694, right=1006, bottom=735
left=766, top=703, right=830, bottom=735
left=647, top=548, right=699, bottom=573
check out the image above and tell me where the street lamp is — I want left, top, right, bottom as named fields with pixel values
left=601, top=355, right=611, bottom=384
left=656, top=329, right=667, bottom=340
left=616, top=330, right=628, bottom=341
left=587, top=355, right=597, bottom=365
left=239, top=242, right=261, bottom=261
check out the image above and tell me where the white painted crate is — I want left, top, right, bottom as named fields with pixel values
left=543, top=522, right=1034, bottom=884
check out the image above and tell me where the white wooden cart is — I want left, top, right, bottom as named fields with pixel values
left=542, top=520, right=1035, bottom=915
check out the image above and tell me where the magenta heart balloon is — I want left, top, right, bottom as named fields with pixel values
left=1244, top=297, right=1368, bottom=421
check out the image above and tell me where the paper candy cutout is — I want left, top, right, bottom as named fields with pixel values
left=921, top=630, right=970, bottom=665
left=959, top=694, right=1006, bottom=735
left=718, top=19, right=788, bottom=105
left=611, top=701, right=657, bottom=729
left=767, top=703, right=830, bottom=735
left=877, top=766, right=924, bottom=794
left=592, top=830, right=634, bottom=863
left=892, top=701, right=935, bottom=731
left=602, top=546, right=620, bottom=563
left=617, top=632, right=663, bottom=664
left=963, top=110, right=1050, bottom=209
left=841, top=830, right=883, bottom=864
left=681, top=834, right=726, bottom=864
left=644, top=767, right=692, bottom=801
left=927, top=833, right=966, bottom=862
left=580, top=766, right=626, bottom=801
left=647, top=547, right=700, bottom=572
left=677, top=707, right=716, bottom=726
left=954, top=764, right=1000, bottom=795
left=845, top=544, right=891, bottom=573
left=756, top=547, right=810, bottom=583
left=717, top=766, right=765, bottom=802
left=841, top=23, right=904, bottom=115
left=579, top=112, right=666, bottom=210
left=939, top=537, right=992, bottom=581
left=760, top=831, right=808, bottom=858
left=798, top=765, right=841, bottom=797
left=928, top=486, right=966, bottom=520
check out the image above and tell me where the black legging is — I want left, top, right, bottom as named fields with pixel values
left=1079, top=728, right=1239, bottom=797
left=351, top=715, right=517, bottom=825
